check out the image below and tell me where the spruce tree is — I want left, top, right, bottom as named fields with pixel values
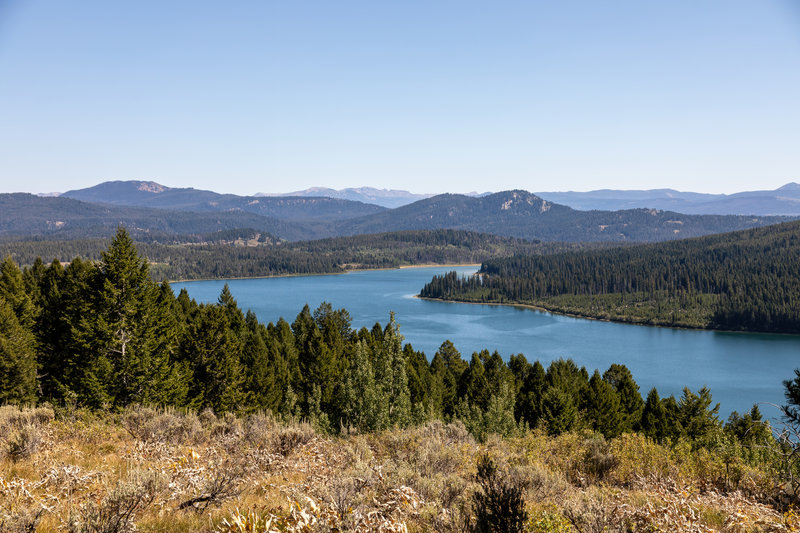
left=182, top=304, right=243, bottom=412
left=0, top=297, right=37, bottom=404
left=585, top=370, right=623, bottom=438
left=460, top=353, right=489, bottom=411
left=432, top=341, right=463, bottom=417
left=678, top=387, right=720, bottom=443
left=341, top=341, right=381, bottom=431
left=383, top=313, right=411, bottom=427
left=516, top=360, right=546, bottom=427
left=603, top=364, right=644, bottom=432
left=0, top=256, right=37, bottom=331
left=640, top=388, right=669, bottom=442
left=542, top=387, right=577, bottom=435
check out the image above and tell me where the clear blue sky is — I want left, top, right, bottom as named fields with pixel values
left=1, top=1, right=799, bottom=195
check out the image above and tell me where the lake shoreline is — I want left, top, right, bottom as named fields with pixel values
left=415, top=295, right=800, bottom=337
left=169, top=263, right=481, bottom=284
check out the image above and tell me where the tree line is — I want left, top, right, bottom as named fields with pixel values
left=0, top=228, right=777, bottom=462
left=0, top=229, right=589, bottom=282
left=420, top=220, right=800, bottom=333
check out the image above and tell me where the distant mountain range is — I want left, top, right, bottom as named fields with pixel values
left=258, top=186, right=492, bottom=208
left=535, top=183, right=800, bottom=216
left=256, top=187, right=432, bottom=209
left=3, top=180, right=790, bottom=244
left=255, top=182, right=800, bottom=215
left=57, top=180, right=800, bottom=215
left=330, top=190, right=784, bottom=242
left=61, top=181, right=385, bottom=222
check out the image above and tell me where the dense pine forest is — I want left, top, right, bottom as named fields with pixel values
left=421, top=220, right=800, bottom=334
left=0, top=229, right=595, bottom=281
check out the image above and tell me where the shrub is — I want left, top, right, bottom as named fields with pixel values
left=68, top=469, right=164, bottom=533
left=0, top=404, right=54, bottom=436
left=472, top=454, right=528, bottom=533
left=179, top=460, right=244, bottom=513
left=4, top=423, right=41, bottom=461
left=580, top=434, right=616, bottom=483
left=243, top=411, right=278, bottom=448
left=270, top=421, right=315, bottom=456
left=0, top=506, right=45, bottom=533
left=121, top=405, right=203, bottom=444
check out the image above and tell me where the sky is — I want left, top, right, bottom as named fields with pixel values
left=1, top=1, right=799, bottom=196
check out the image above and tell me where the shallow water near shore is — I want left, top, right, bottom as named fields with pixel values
left=174, top=266, right=800, bottom=418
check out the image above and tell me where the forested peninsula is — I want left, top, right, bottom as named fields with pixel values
left=420, top=220, right=800, bottom=334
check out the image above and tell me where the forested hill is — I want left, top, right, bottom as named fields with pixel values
left=62, top=180, right=385, bottom=221
left=420, top=220, right=800, bottom=334
left=334, top=190, right=788, bottom=242
left=0, top=229, right=592, bottom=281
left=0, top=193, right=327, bottom=241
left=4, top=187, right=791, bottom=243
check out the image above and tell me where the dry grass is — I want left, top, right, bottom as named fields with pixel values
left=0, top=405, right=794, bottom=532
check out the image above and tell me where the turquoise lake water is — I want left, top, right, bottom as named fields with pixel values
left=174, top=266, right=800, bottom=419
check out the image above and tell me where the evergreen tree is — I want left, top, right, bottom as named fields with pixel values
left=459, top=353, right=489, bottom=411
left=0, top=256, right=37, bottom=331
left=293, top=304, right=338, bottom=414
left=678, top=386, right=720, bottom=443
left=483, top=382, right=518, bottom=438
left=341, top=341, right=381, bottom=431
left=241, top=311, right=285, bottom=413
left=783, top=368, right=800, bottom=425
left=405, top=344, right=431, bottom=410
left=603, top=363, right=644, bottom=432
left=34, top=259, right=67, bottom=400
left=546, top=358, right=588, bottom=407
left=542, top=387, right=577, bottom=435
left=584, top=370, right=623, bottom=438
left=182, top=304, right=243, bottom=412
left=640, top=388, right=669, bottom=442
left=0, top=297, right=37, bottom=404
left=431, top=341, right=463, bottom=417
left=515, top=359, right=546, bottom=427
left=59, top=258, right=114, bottom=407
left=382, top=313, right=411, bottom=427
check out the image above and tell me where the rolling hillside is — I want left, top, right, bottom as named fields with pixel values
left=62, top=180, right=385, bottom=221
left=0, top=193, right=327, bottom=241
left=334, top=190, right=787, bottom=242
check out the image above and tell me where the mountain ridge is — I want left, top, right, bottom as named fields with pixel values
left=62, top=180, right=386, bottom=221
left=536, top=182, right=800, bottom=215
left=6, top=182, right=793, bottom=243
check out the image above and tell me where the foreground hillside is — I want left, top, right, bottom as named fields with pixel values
left=0, top=405, right=794, bottom=533
left=421, top=220, right=800, bottom=334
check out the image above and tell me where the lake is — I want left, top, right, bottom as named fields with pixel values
left=174, top=266, right=800, bottom=419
